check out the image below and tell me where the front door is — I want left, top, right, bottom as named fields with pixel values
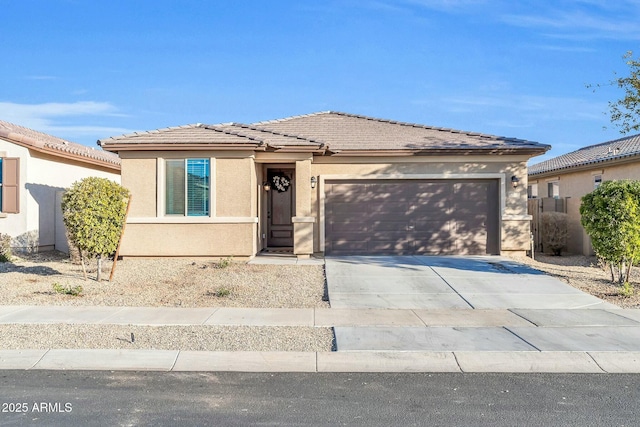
left=267, top=169, right=295, bottom=247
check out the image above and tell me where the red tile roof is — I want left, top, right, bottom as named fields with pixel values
left=0, top=120, right=120, bottom=170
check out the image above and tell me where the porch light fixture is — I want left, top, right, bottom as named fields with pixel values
left=511, top=175, right=520, bottom=188
left=310, top=176, right=317, bottom=189
left=263, top=181, right=271, bottom=192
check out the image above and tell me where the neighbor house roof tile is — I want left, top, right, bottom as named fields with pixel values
left=529, top=133, right=640, bottom=176
left=0, top=120, right=121, bottom=170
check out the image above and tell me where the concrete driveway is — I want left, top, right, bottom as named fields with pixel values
left=325, top=256, right=640, bottom=354
left=325, top=255, right=615, bottom=310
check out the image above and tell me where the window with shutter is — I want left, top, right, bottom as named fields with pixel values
left=0, top=157, right=20, bottom=214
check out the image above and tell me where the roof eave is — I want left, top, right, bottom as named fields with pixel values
left=529, top=152, right=640, bottom=177
left=1, top=132, right=120, bottom=171
left=325, top=147, right=549, bottom=157
left=100, top=142, right=264, bottom=152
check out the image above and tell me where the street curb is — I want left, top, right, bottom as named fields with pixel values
left=2, top=350, right=640, bottom=373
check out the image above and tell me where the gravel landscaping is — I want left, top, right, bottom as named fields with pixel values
left=1, top=250, right=638, bottom=351
left=0, top=252, right=331, bottom=351
left=0, top=252, right=329, bottom=308
left=0, top=324, right=333, bottom=351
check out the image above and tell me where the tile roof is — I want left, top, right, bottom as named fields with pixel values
left=99, top=124, right=261, bottom=146
left=0, top=120, right=120, bottom=170
left=529, top=133, right=640, bottom=176
left=100, top=111, right=549, bottom=155
left=251, top=111, right=548, bottom=153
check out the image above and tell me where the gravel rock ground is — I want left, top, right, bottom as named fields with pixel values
left=0, top=252, right=329, bottom=308
left=507, top=253, right=640, bottom=309
left=0, top=324, right=334, bottom=351
left=2, top=251, right=638, bottom=351
left=0, top=252, right=331, bottom=351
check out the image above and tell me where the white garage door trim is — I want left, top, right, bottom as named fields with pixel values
left=318, top=173, right=507, bottom=251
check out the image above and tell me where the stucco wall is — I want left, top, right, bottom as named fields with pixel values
left=116, top=150, right=532, bottom=257
left=529, top=160, right=640, bottom=255
left=120, top=223, right=255, bottom=257
left=310, top=156, right=530, bottom=254
left=118, top=151, right=257, bottom=257
left=0, top=139, right=120, bottom=252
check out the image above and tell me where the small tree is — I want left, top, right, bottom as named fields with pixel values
left=580, top=180, right=640, bottom=284
left=62, top=177, right=130, bottom=281
left=541, top=212, right=568, bottom=256
left=588, top=51, right=640, bottom=134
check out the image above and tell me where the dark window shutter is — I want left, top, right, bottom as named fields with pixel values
left=2, top=157, right=20, bottom=214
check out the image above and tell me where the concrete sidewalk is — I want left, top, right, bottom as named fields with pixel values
left=2, top=254, right=640, bottom=373
left=2, top=305, right=640, bottom=372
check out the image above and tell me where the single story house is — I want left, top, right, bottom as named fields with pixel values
left=0, top=120, right=121, bottom=253
left=99, top=111, right=549, bottom=259
left=528, top=133, right=640, bottom=255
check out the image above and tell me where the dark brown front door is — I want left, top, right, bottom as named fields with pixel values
left=324, top=179, right=499, bottom=255
left=267, top=169, right=295, bottom=247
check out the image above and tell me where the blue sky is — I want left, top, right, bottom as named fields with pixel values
left=2, top=0, right=639, bottom=164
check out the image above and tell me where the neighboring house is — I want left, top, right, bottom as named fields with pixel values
left=528, top=133, right=640, bottom=255
left=0, top=121, right=121, bottom=253
left=99, top=111, right=549, bottom=259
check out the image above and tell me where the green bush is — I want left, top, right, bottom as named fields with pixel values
left=580, top=180, right=640, bottom=283
left=62, top=177, right=130, bottom=281
left=0, top=233, right=11, bottom=262
left=52, top=283, right=84, bottom=296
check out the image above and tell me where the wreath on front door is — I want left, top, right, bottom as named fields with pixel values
left=271, top=174, right=291, bottom=192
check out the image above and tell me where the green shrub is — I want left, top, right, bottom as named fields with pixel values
left=0, top=233, right=11, bottom=262
left=215, top=257, right=233, bottom=269
left=52, top=283, right=84, bottom=296
left=207, top=287, right=231, bottom=298
left=581, top=180, right=640, bottom=283
left=62, top=177, right=130, bottom=281
left=620, top=282, right=635, bottom=298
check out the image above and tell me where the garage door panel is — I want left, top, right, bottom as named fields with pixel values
left=327, top=221, right=369, bottom=234
left=330, top=241, right=368, bottom=254
left=368, top=241, right=412, bottom=253
left=413, top=240, right=453, bottom=254
left=369, top=221, right=410, bottom=232
left=325, top=179, right=499, bottom=255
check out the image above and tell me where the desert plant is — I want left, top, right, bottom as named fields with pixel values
left=580, top=180, right=640, bottom=283
left=52, top=283, right=84, bottom=296
left=541, top=211, right=568, bottom=255
left=61, top=177, right=130, bottom=281
left=0, top=233, right=11, bottom=262
left=620, top=281, right=635, bottom=298
left=206, top=287, right=231, bottom=298
left=214, top=287, right=231, bottom=297
left=215, top=256, right=233, bottom=269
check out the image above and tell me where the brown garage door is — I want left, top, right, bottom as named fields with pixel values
left=325, top=179, right=499, bottom=255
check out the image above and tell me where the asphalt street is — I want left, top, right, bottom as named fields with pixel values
left=0, top=371, right=638, bottom=426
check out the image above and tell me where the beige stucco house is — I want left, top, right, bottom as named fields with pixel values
left=0, top=121, right=121, bottom=253
left=528, top=133, right=640, bottom=255
left=99, top=111, right=549, bottom=259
